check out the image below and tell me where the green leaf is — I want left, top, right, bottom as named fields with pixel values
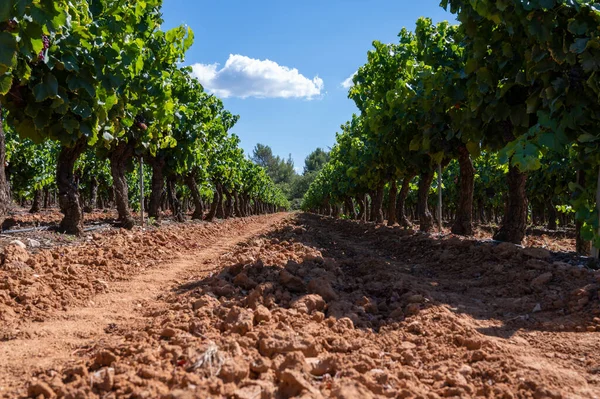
left=570, top=38, right=589, bottom=54
left=184, top=26, right=195, bottom=51
left=134, top=55, right=144, bottom=74
left=409, top=137, right=420, bottom=151
left=0, top=32, right=17, bottom=68
left=72, top=101, right=92, bottom=119
left=33, top=73, right=59, bottom=101
left=0, top=73, right=11, bottom=95
left=510, top=107, right=528, bottom=127
left=16, top=119, right=43, bottom=142
left=568, top=19, right=588, bottom=35
left=466, top=141, right=481, bottom=157
left=30, top=37, right=43, bottom=55
left=581, top=51, right=600, bottom=72
left=67, top=74, right=96, bottom=97
left=61, top=54, right=79, bottom=72
left=578, top=133, right=598, bottom=143
left=62, top=118, right=80, bottom=134
left=0, top=0, right=12, bottom=22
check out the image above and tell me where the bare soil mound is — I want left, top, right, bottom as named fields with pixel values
left=2, top=213, right=599, bottom=398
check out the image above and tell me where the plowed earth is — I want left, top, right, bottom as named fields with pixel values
left=1, top=213, right=599, bottom=399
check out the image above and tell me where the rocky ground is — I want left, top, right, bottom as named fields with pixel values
left=1, top=212, right=599, bottom=398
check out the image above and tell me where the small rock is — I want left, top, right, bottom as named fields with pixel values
left=94, top=350, right=118, bottom=367
left=292, top=294, right=326, bottom=313
left=531, top=272, right=553, bottom=289
left=223, top=306, right=254, bottom=335
left=27, top=382, right=55, bottom=398
left=3, top=244, right=30, bottom=264
left=9, top=240, right=26, bottom=249
left=494, top=242, right=519, bottom=256
left=279, top=370, right=321, bottom=398
left=464, top=338, right=482, bottom=350
left=331, top=382, right=374, bottom=399
left=532, top=303, right=542, bottom=313
left=389, top=308, right=405, bottom=320
left=307, top=278, right=338, bottom=302
left=407, top=294, right=425, bottom=303
left=522, top=247, right=551, bottom=260
left=405, top=303, right=421, bottom=316
left=311, top=311, right=325, bottom=322
left=233, top=272, right=257, bottom=290
left=250, top=357, right=271, bottom=374
left=309, top=356, right=338, bottom=377
left=64, top=364, right=89, bottom=379
left=407, top=321, right=422, bottom=335
left=253, top=305, right=271, bottom=324
left=232, top=385, right=263, bottom=399
left=192, top=294, right=220, bottom=310
left=218, top=357, right=249, bottom=383
left=279, top=269, right=306, bottom=292
left=162, top=390, right=195, bottom=399
left=92, top=367, right=115, bottom=391
left=160, top=327, right=177, bottom=338
left=26, top=238, right=41, bottom=248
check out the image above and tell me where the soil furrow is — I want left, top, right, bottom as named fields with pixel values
left=0, top=213, right=289, bottom=397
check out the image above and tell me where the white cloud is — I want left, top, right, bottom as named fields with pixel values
left=341, top=72, right=357, bottom=89
left=190, top=54, right=323, bottom=99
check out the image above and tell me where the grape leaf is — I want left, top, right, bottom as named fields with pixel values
left=0, top=32, right=17, bottom=68
left=33, top=73, right=59, bottom=101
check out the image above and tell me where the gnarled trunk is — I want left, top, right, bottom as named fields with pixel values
left=167, top=176, right=185, bottom=222
left=148, top=156, right=165, bottom=220
left=344, top=197, right=356, bottom=219
left=205, top=189, right=219, bottom=222
left=109, top=141, right=135, bottom=229
left=57, top=138, right=87, bottom=235
left=215, top=184, right=225, bottom=219
left=493, top=163, right=528, bottom=244
left=357, top=195, right=366, bottom=221
left=233, top=192, right=242, bottom=217
left=451, top=145, right=475, bottom=235
left=29, top=189, right=42, bottom=213
left=43, top=187, right=50, bottom=209
left=546, top=201, right=557, bottom=231
left=0, top=107, right=12, bottom=215
left=575, top=170, right=592, bottom=255
left=418, top=170, right=435, bottom=232
left=223, top=188, right=233, bottom=218
left=84, top=176, right=98, bottom=213
left=185, top=172, right=204, bottom=220
left=396, top=174, right=415, bottom=228
left=387, top=180, right=398, bottom=226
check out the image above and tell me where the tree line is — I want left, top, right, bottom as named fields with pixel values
left=303, top=1, right=600, bottom=255
left=0, top=0, right=288, bottom=234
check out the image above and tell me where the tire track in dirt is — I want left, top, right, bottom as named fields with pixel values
left=0, top=213, right=289, bottom=397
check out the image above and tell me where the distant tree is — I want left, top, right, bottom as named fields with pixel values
left=251, top=144, right=330, bottom=210
left=251, top=144, right=275, bottom=169
left=304, top=148, right=330, bottom=175
left=251, top=144, right=295, bottom=185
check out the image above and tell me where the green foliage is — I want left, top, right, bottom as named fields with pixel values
left=0, top=0, right=288, bottom=218
left=303, top=5, right=596, bottom=249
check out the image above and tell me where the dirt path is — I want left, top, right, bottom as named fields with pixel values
left=2, top=213, right=600, bottom=398
left=0, top=213, right=289, bottom=397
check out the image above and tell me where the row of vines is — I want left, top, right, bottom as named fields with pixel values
left=0, top=0, right=288, bottom=235
left=302, top=0, right=600, bottom=255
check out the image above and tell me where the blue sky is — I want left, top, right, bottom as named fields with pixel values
left=161, top=1, right=454, bottom=171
